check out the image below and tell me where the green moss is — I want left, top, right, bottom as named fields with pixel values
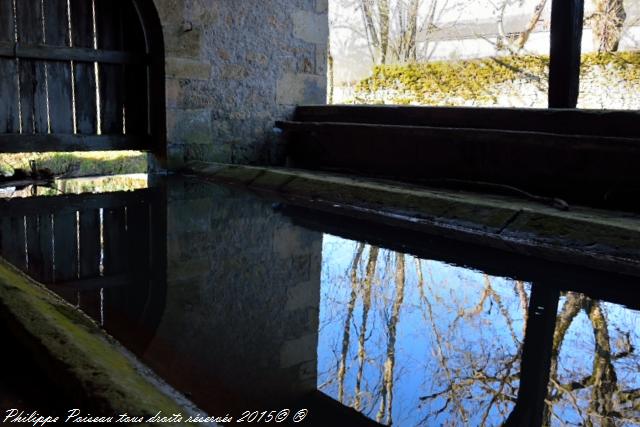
left=0, top=258, right=190, bottom=425
left=355, top=51, right=640, bottom=105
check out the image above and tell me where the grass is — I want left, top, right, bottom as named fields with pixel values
left=0, top=151, right=148, bottom=177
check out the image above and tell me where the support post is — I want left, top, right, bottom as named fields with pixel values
left=549, top=0, right=585, bottom=108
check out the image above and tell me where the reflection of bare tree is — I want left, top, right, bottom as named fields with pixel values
left=417, top=266, right=524, bottom=425
left=545, top=292, right=640, bottom=426
left=338, top=243, right=366, bottom=403
left=355, top=246, right=380, bottom=410
left=377, top=253, right=405, bottom=425
left=319, top=240, right=639, bottom=426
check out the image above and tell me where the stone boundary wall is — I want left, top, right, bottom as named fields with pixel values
left=153, top=0, right=328, bottom=169
left=343, top=54, right=640, bottom=110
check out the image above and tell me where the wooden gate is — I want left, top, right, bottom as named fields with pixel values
left=0, top=0, right=164, bottom=155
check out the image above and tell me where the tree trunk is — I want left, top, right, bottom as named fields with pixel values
left=405, top=0, right=420, bottom=62
left=378, top=0, right=391, bottom=64
left=517, top=0, right=549, bottom=50
left=592, top=0, right=626, bottom=52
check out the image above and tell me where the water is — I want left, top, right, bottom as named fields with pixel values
left=0, top=175, right=638, bottom=426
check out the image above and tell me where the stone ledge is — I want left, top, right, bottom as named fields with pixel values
left=0, top=258, right=211, bottom=426
left=184, top=161, right=640, bottom=277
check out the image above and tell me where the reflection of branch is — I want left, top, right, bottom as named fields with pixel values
left=479, top=351, right=520, bottom=426
left=545, top=292, right=586, bottom=424
left=377, top=253, right=405, bottom=425
left=515, top=281, right=529, bottom=335
left=338, top=243, right=366, bottom=403
left=545, top=294, right=637, bottom=426
left=419, top=262, right=469, bottom=423
left=586, top=300, right=618, bottom=426
left=550, top=377, right=588, bottom=425
left=354, top=246, right=379, bottom=411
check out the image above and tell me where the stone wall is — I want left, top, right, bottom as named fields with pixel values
left=144, top=177, right=323, bottom=414
left=153, top=0, right=328, bottom=169
left=344, top=55, right=640, bottom=109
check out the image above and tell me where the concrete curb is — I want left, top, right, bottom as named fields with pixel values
left=184, top=161, right=640, bottom=277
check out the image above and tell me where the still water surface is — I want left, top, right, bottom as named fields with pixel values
left=0, top=176, right=638, bottom=426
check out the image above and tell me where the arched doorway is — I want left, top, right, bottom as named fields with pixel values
left=0, top=0, right=165, bottom=163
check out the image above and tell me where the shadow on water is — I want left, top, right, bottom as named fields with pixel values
left=0, top=176, right=638, bottom=426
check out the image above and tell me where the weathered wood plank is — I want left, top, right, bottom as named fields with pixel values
left=293, top=105, right=640, bottom=138
left=26, top=215, right=45, bottom=280
left=96, top=0, right=124, bottom=135
left=0, top=0, right=19, bottom=133
left=38, top=213, right=55, bottom=283
left=0, top=133, right=151, bottom=152
left=70, top=0, right=97, bottom=135
left=79, top=209, right=101, bottom=278
left=0, top=190, right=154, bottom=218
left=126, top=202, right=150, bottom=276
left=16, top=0, right=48, bottom=134
left=0, top=216, right=27, bottom=270
left=279, top=120, right=640, bottom=205
left=53, top=212, right=78, bottom=283
left=43, top=0, right=74, bottom=134
left=549, top=0, right=585, bottom=108
left=0, top=41, right=12, bottom=56
left=122, top=1, right=148, bottom=136
left=103, top=207, right=127, bottom=275
left=3, top=44, right=148, bottom=65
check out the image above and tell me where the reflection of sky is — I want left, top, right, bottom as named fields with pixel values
left=318, top=234, right=640, bottom=426
left=317, top=234, right=530, bottom=426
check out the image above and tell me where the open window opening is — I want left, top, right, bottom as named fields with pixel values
left=328, top=0, right=639, bottom=109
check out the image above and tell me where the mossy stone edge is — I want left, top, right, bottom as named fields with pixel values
left=0, top=258, right=206, bottom=426
left=187, top=161, right=640, bottom=276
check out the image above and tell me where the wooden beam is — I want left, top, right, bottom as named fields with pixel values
left=549, top=0, right=585, bottom=108
left=293, top=105, right=640, bottom=138
left=0, top=190, right=155, bottom=218
left=277, top=120, right=640, bottom=151
left=277, top=120, right=640, bottom=207
left=0, top=42, right=148, bottom=64
left=0, top=134, right=151, bottom=152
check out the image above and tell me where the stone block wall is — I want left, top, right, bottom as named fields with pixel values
left=153, top=0, right=329, bottom=169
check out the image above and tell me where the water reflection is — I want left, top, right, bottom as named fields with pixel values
left=319, top=235, right=530, bottom=426
left=545, top=294, right=640, bottom=426
left=0, top=176, right=164, bottom=354
left=0, top=176, right=639, bottom=426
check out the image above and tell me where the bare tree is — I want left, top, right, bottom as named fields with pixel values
left=589, top=0, right=627, bottom=52
left=361, top=0, right=392, bottom=64
left=359, top=0, right=452, bottom=64
left=395, top=0, right=421, bottom=62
